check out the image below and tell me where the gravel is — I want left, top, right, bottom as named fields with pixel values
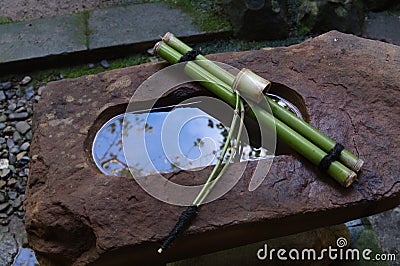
left=0, top=76, right=43, bottom=265
left=100, top=59, right=110, bottom=69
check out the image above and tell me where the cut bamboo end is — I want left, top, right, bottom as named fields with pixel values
left=162, top=32, right=173, bottom=43
left=153, top=41, right=164, bottom=57
left=158, top=248, right=163, bottom=254
left=352, top=159, right=364, bottom=173
left=232, top=68, right=271, bottom=103
left=343, top=171, right=357, bottom=188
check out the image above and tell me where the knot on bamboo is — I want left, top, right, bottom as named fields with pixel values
left=318, top=143, right=345, bottom=172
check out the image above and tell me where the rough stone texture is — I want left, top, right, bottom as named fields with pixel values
left=171, top=224, right=349, bottom=266
left=224, top=0, right=290, bottom=40
left=0, top=0, right=140, bottom=21
left=369, top=206, right=400, bottom=263
left=25, top=31, right=400, bottom=265
left=364, top=0, right=400, bottom=12
left=299, top=0, right=364, bottom=35
left=88, top=2, right=205, bottom=50
left=224, top=0, right=364, bottom=40
left=0, top=14, right=86, bottom=63
left=363, top=12, right=400, bottom=46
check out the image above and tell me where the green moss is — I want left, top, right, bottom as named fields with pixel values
left=192, top=35, right=311, bottom=54
left=23, top=53, right=154, bottom=82
left=293, top=22, right=312, bottom=36
left=0, top=17, right=13, bottom=24
left=162, top=0, right=231, bottom=31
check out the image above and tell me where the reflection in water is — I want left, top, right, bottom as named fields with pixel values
left=13, top=248, right=39, bottom=266
left=92, top=103, right=269, bottom=177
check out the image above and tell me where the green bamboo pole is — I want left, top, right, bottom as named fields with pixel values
left=161, top=33, right=363, bottom=173
left=193, top=91, right=244, bottom=206
left=157, top=90, right=245, bottom=254
left=163, top=32, right=235, bottom=88
left=154, top=42, right=357, bottom=188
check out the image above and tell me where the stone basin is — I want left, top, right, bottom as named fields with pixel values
left=25, top=31, right=400, bottom=265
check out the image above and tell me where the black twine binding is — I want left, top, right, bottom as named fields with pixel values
left=178, top=50, right=201, bottom=63
left=160, top=205, right=199, bottom=251
left=318, top=143, right=345, bottom=172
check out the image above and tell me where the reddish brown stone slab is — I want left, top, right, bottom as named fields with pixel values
left=25, top=31, right=400, bottom=265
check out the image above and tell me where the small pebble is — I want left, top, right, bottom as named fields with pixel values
left=7, top=178, right=17, bottom=186
left=20, top=76, right=32, bottom=85
left=25, top=131, right=32, bottom=140
left=0, top=181, right=6, bottom=189
left=8, top=154, right=16, bottom=165
left=3, top=126, right=15, bottom=135
left=16, top=88, right=24, bottom=98
left=13, top=132, right=22, bottom=143
left=16, top=152, right=26, bottom=161
left=8, top=112, right=29, bottom=121
left=17, top=99, right=26, bottom=107
left=25, top=86, right=34, bottom=100
left=0, top=202, right=10, bottom=212
left=0, top=191, right=7, bottom=203
left=0, top=81, right=12, bottom=90
left=0, top=114, right=6, bottom=122
left=8, top=103, right=16, bottom=111
left=17, top=156, right=30, bottom=167
left=6, top=139, right=15, bottom=149
left=11, top=198, right=22, bottom=209
left=38, top=86, right=45, bottom=95
left=14, top=183, right=25, bottom=194
left=0, top=158, right=9, bottom=170
left=88, top=63, right=95, bottom=69
left=0, top=91, right=5, bottom=101
left=15, top=121, right=30, bottom=134
left=5, top=89, right=15, bottom=99
left=10, top=147, right=20, bottom=154
left=8, top=165, right=15, bottom=173
left=100, top=59, right=110, bottom=69
left=20, top=142, right=30, bottom=151
left=7, top=191, right=17, bottom=200
left=14, top=107, right=25, bottom=113
left=0, top=123, right=5, bottom=130
left=5, top=205, right=14, bottom=216
left=0, top=169, right=10, bottom=178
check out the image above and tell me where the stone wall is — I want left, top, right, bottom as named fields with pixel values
left=223, top=0, right=399, bottom=40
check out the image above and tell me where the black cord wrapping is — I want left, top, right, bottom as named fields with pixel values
left=318, top=143, right=345, bottom=172
left=160, top=205, right=199, bottom=251
left=178, top=50, right=201, bottom=63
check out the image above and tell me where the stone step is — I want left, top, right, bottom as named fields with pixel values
left=0, top=2, right=230, bottom=73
